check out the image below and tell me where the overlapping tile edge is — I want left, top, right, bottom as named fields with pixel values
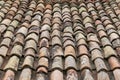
left=0, top=0, right=120, bottom=80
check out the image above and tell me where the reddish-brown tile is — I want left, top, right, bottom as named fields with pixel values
left=0, top=1, right=120, bottom=80
left=108, top=56, right=120, bottom=70
left=64, top=46, right=76, bottom=57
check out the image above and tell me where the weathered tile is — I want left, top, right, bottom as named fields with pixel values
left=112, top=39, right=120, bottom=48
left=40, top=31, right=50, bottom=40
left=79, top=55, right=91, bottom=70
left=38, top=57, right=48, bottom=68
left=26, top=33, right=38, bottom=43
left=94, top=58, right=108, bottom=72
left=39, top=38, right=49, bottom=48
left=75, top=33, right=86, bottom=42
left=42, top=18, right=51, bottom=25
left=103, top=46, right=117, bottom=58
left=73, top=15, right=81, bottom=21
left=74, top=26, right=83, bottom=32
left=44, top=9, right=52, bottom=14
left=10, top=45, right=23, bottom=57
left=4, top=56, right=19, bottom=71
left=53, top=12, right=62, bottom=19
left=66, top=69, right=78, bottom=80
left=96, top=24, right=105, bottom=31
left=81, top=69, right=94, bottom=80
left=3, top=70, right=15, bottom=80
left=14, top=34, right=24, bottom=46
left=37, top=67, right=48, bottom=73
left=81, top=11, right=89, bottom=19
left=0, top=12, right=5, bottom=18
left=51, top=30, right=61, bottom=38
left=0, top=1, right=120, bottom=80
left=109, top=33, right=119, bottom=42
left=101, top=37, right=112, bottom=47
left=65, top=56, right=77, bottom=70
left=31, top=20, right=40, bottom=27
left=0, top=56, right=3, bottom=67
left=7, top=26, right=15, bottom=32
left=46, top=4, right=52, bottom=10
left=98, top=30, right=107, bottom=38
left=77, top=39, right=87, bottom=46
left=103, top=20, right=111, bottom=26
left=50, top=70, right=63, bottom=80
left=16, top=27, right=28, bottom=36
left=19, top=68, right=31, bottom=80
left=41, top=24, right=51, bottom=32
left=63, top=32, right=73, bottom=38
left=3, top=31, right=13, bottom=39
left=25, top=48, right=35, bottom=57
left=89, top=42, right=101, bottom=51
left=25, top=40, right=37, bottom=52
left=78, top=45, right=89, bottom=56
left=36, top=73, right=47, bottom=80
left=85, top=23, right=94, bottom=29
left=62, top=14, right=71, bottom=20
left=113, top=69, right=120, bottom=80
left=52, top=17, right=61, bottom=25
left=63, top=39, right=75, bottom=48
left=52, top=36, right=62, bottom=46
left=22, top=56, right=34, bottom=68
left=33, top=14, right=42, bottom=21
left=62, top=8, right=70, bottom=13
left=24, top=15, right=32, bottom=22
left=64, top=46, right=76, bottom=57
left=83, top=17, right=93, bottom=24
left=79, top=7, right=87, bottom=13
left=29, top=26, right=39, bottom=34
left=105, top=24, right=116, bottom=30
left=52, top=45, right=63, bottom=58
left=0, top=38, right=11, bottom=47
left=87, top=33, right=100, bottom=44
left=0, top=46, right=8, bottom=57
left=14, top=13, right=23, bottom=21
left=97, top=71, right=110, bottom=80
left=43, top=13, right=52, bottom=19
left=39, top=47, right=49, bottom=58
left=51, top=56, right=63, bottom=70
left=108, top=56, right=120, bottom=70
left=91, top=49, right=103, bottom=61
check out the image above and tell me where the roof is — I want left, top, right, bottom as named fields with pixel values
left=0, top=0, right=120, bottom=80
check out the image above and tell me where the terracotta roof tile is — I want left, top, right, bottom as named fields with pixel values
left=1, top=0, right=120, bottom=80
left=39, top=47, right=49, bottom=58
left=81, top=69, right=94, bottom=80
left=97, top=71, right=110, bottom=80
left=79, top=55, right=91, bottom=70
left=22, top=56, right=34, bottom=69
left=10, top=45, right=23, bottom=57
left=50, top=70, right=63, bottom=80
left=19, top=68, right=32, bottom=80
left=51, top=56, right=63, bottom=70
left=66, top=69, right=78, bottom=80
left=4, top=56, right=19, bottom=71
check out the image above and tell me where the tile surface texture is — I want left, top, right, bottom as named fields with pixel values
left=0, top=0, right=120, bottom=80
